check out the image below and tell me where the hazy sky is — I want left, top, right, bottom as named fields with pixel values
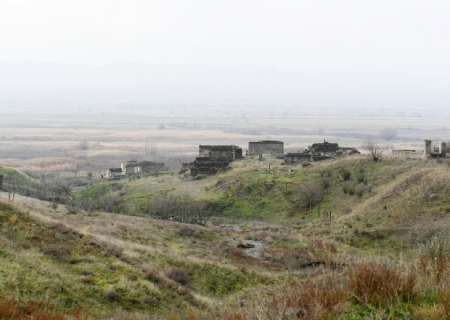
left=1, top=0, right=450, bottom=73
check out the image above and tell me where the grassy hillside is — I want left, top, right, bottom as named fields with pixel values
left=0, top=198, right=278, bottom=318
left=4, top=155, right=450, bottom=318
left=0, top=166, right=38, bottom=191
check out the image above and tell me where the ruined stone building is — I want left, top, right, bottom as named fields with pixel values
left=121, top=160, right=165, bottom=175
left=104, top=168, right=125, bottom=179
left=187, top=157, right=231, bottom=176
left=392, top=140, right=447, bottom=159
left=199, top=145, right=243, bottom=161
left=182, top=145, right=243, bottom=176
left=103, top=160, right=165, bottom=179
left=248, top=140, right=284, bottom=157
left=285, top=140, right=359, bottom=164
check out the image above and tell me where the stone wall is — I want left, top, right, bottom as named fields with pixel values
left=190, top=157, right=230, bottom=176
left=310, top=141, right=339, bottom=153
left=391, top=150, right=424, bottom=159
left=248, top=140, right=284, bottom=157
left=392, top=140, right=448, bottom=160
left=122, top=161, right=165, bottom=175
left=199, top=145, right=243, bottom=160
left=284, top=153, right=311, bottom=164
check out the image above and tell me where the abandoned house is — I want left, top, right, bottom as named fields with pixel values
left=392, top=140, right=447, bottom=159
left=104, top=168, right=125, bottom=179
left=199, top=145, right=243, bottom=161
left=122, top=160, right=165, bottom=175
left=285, top=140, right=360, bottom=164
left=188, top=157, right=231, bottom=176
left=248, top=140, right=284, bottom=158
left=284, top=152, right=312, bottom=165
left=181, top=145, right=243, bottom=176
left=103, top=160, right=165, bottom=179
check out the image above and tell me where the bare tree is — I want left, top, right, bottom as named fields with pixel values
left=53, top=179, right=73, bottom=199
left=362, top=137, right=385, bottom=161
left=296, top=182, right=323, bottom=213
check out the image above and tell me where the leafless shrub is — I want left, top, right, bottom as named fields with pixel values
left=165, top=267, right=189, bottom=286
left=176, top=225, right=196, bottom=237
left=296, top=182, right=323, bottom=210
left=340, top=168, right=351, bottom=181
left=356, top=172, right=367, bottom=184
left=320, top=175, right=331, bottom=189
left=53, top=179, right=73, bottom=199
left=362, top=137, right=386, bottom=162
left=144, top=267, right=166, bottom=285
left=42, top=244, right=72, bottom=261
left=106, top=244, right=124, bottom=257
left=355, top=185, right=364, bottom=197
left=66, top=202, right=80, bottom=214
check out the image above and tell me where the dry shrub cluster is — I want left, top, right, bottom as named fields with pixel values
left=340, top=168, right=351, bottom=181
left=212, top=259, right=419, bottom=320
left=0, top=298, right=87, bottom=320
left=348, top=261, right=417, bottom=306
left=417, top=232, right=450, bottom=284
left=166, top=267, right=190, bottom=287
left=301, top=161, right=311, bottom=168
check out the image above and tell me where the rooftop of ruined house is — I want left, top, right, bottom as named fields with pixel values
left=199, top=145, right=242, bottom=150
left=251, top=140, right=284, bottom=144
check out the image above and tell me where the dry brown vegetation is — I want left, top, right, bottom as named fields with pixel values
left=1, top=109, right=449, bottom=174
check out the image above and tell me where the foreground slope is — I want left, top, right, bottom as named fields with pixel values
left=3, top=155, right=450, bottom=318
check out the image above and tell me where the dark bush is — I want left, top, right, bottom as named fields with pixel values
left=165, top=267, right=190, bottom=286
left=342, top=183, right=355, bottom=195
left=103, top=289, right=120, bottom=302
left=340, top=168, right=351, bottom=181
left=301, top=161, right=311, bottom=168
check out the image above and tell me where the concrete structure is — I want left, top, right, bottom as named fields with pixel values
left=199, top=145, right=243, bottom=161
left=424, top=140, right=432, bottom=159
left=284, top=153, right=312, bottom=164
left=103, top=160, right=165, bottom=179
left=248, top=140, right=284, bottom=157
left=392, top=139, right=447, bottom=160
left=182, top=145, right=243, bottom=176
left=122, top=160, right=165, bottom=175
left=284, top=140, right=359, bottom=165
left=105, top=168, right=125, bottom=179
left=189, top=157, right=231, bottom=176
left=391, top=150, right=424, bottom=159
left=440, top=142, right=447, bottom=158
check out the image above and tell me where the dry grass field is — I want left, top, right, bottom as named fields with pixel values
left=1, top=108, right=450, bottom=174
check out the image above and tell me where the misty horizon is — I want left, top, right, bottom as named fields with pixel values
left=1, top=60, right=449, bottom=115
